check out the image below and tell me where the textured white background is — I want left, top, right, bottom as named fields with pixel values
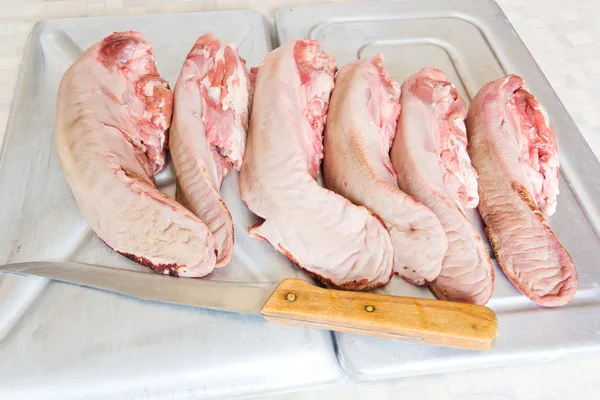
left=1, top=1, right=599, bottom=399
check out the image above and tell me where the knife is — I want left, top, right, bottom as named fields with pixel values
left=0, top=261, right=498, bottom=350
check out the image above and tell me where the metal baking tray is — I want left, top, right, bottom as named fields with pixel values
left=276, top=0, right=600, bottom=381
left=0, top=11, right=344, bottom=399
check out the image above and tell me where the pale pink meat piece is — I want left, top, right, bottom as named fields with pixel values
left=323, top=56, right=447, bottom=285
left=55, top=31, right=216, bottom=277
left=391, top=68, right=494, bottom=305
left=467, top=74, right=577, bottom=306
left=170, top=33, right=250, bottom=267
left=239, top=40, right=394, bottom=290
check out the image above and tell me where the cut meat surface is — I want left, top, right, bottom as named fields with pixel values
left=55, top=31, right=216, bottom=277
left=391, top=68, right=494, bottom=305
left=323, top=56, right=447, bottom=285
left=170, top=33, right=251, bottom=267
left=508, top=81, right=559, bottom=216
left=467, top=75, right=577, bottom=306
left=239, top=40, right=394, bottom=290
left=194, top=33, right=250, bottom=171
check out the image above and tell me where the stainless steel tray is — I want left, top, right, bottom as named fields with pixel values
left=276, top=0, right=600, bottom=381
left=0, top=11, right=343, bottom=399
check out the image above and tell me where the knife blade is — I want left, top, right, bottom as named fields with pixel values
left=0, top=261, right=498, bottom=350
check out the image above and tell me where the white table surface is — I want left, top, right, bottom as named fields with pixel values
left=1, top=1, right=599, bottom=399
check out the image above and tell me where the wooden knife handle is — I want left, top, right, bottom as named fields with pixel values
left=261, top=278, right=498, bottom=350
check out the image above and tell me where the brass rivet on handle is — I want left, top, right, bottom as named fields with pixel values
left=286, top=293, right=297, bottom=302
left=365, top=305, right=375, bottom=312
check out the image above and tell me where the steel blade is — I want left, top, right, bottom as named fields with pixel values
left=0, top=261, right=278, bottom=316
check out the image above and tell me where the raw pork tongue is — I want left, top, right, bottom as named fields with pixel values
left=55, top=31, right=217, bottom=277
left=323, top=56, right=447, bottom=285
left=391, top=68, right=494, bottom=305
left=467, top=75, right=577, bottom=306
left=170, top=33, right=251, bottom=268
left=239, top=40, right=394, bottom=290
